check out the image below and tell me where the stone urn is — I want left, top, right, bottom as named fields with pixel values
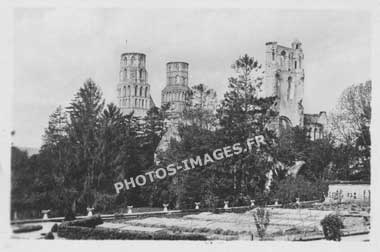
left=42, top=209, right=50, bottom=220
left=224, top=201, right=229, bottom=210
left=87, top=207, right=94, bottom=217
left=295, top=198, right=300, bottom=207
left=274, top=199, right=279, bottom=206
left=250, top=200, right=255, bottom=207
left=127, top=205, right=133, bottom=214
left=163, top=203, right=169, bottom=212
left=195, top=202, right=200, bottom=210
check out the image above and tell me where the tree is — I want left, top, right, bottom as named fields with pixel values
left=217, top=54, right=278, bottom=200
left=66, top=78, right=105, bottom=211
left=328, top=81, right=371, bottom=181
left=329, top=81, right=371, bottom=145
left=184, top=84, right=218, bottom=130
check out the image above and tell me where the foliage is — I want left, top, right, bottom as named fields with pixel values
left=320, top=214, right=344, bottom=241
left=45, top=232, right=55, bottom=240
left=252, top=207, right=270, bottom=239
left=273, top=176, right=328, bottom=205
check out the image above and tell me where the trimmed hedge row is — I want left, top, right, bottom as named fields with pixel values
left=13, top=224, right=43, bottom=233
left=63, top=214, right=103, bottom=228
left=57, top=225, right=207, bottom=240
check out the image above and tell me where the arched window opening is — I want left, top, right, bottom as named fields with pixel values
left=140, top=86, right=143, bottom=96
left=123, top=86, right=126, bottom=97
left=135, top=99, right=138, bottom=107
left=294, top=61, right=297, bottom=69
left=135, top=86, right=138, bottom=96
left=142, top=100, right=144, bottom=108
left=272, top=50, right=275, bottom=61
left=287, top=77, right=292, bottom=100
left=299, top=56, right=302, bottom=68
left=128, top=85, right=131, bottom=96
left=280, top=51, right=286, bottom=66
left=314, top=128, right=317, bottom=140
left=145, top=87, right=148, bottom=97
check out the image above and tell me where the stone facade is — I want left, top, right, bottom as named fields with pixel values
left=262, top=39, right=326, bottom=138
left=116, top=52, right=154, bottom=117
left=156, top=62, right=191, bottom=154
left=161, top=62, right=190, bottom=115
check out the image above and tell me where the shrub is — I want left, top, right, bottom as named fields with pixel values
left=273, top=176, right=327, bottom=205
left=64, top=210, right=76, bottom=221
left=253, top=208, right=270, bottom=240
left=51, top=223, right=58, bottom=233
left=320, top=214, right=344, bottom=241
left=13, top=225, right=43, bottom=233
left=45, top=232, right=55, bottom=240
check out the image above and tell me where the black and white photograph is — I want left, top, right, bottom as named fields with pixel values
left=0, top=0, right=378, bottom=247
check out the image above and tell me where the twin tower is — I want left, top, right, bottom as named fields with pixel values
left=116, top=52, right=189, bottom=118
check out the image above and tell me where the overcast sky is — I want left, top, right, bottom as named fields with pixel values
left=13, top=8, right=371, bottom=148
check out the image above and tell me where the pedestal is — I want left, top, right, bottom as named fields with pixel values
left=224, top=201, right=229, bottom=209
left=127, top=206, right=133, bottom=214
left=42, top=210, right=50, bottom=220
left=163, top=204, right=169, bottom=212
left=195, top=202, right=200, bottom=210
left=250, top=200, right=255, bottom=207
left=87, top=207, right=94, bottom=216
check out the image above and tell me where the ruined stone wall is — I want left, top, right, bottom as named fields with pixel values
left=263, top=40, right=305, bottom=127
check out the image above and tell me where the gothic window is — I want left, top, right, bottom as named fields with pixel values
left=296, top=44, right=299, bottom=49
left=280, top=51, right=286, bottom=66
left=299, top=56, right=302, bottom=68
left=314, top=128, right=317, bottom=140
left=140, top=86, right=143, bottom=96
left=123, top=86, right=126, bottom=97
left=287, top=77, right=293, bottom=100
left=176, top=75, right=181, bottom=84
left=145, top=87, right=148, bottom=97
left=128, top=85, right=130, bottom=96
left=135, top=86, right=138, bottom=96
left=140, top=69, right=144, bottom=80
left=272, top=50, right=275, bottom=61
left=130, top=56, right=135, bottom=65
left=142, top=100, right=144, bottom=108
left=294, top=61, right=297, bottom=69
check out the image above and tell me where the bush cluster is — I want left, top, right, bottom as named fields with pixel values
left=320, top=214, right=344, bottom=241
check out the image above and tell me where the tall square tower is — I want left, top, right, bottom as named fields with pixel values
left=263, top=39, right=305, bottom=128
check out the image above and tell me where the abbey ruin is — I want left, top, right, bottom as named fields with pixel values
left=116, top=40, right=326, bottom=140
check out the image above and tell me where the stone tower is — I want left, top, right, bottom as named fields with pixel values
left=116, top=52, right=153, bottom=117
left=161, top=62, right=190, bottom=115
left=263, top=39, right=305, bottom=128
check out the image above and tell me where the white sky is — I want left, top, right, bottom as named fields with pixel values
left=12, top=8, right=371, bottom=148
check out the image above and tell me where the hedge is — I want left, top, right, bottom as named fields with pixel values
left=13, top=224, right=43, bottom=233
left=57, top=225, right=207, bottom=240
left=63, top=214, right=103, bottom=228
